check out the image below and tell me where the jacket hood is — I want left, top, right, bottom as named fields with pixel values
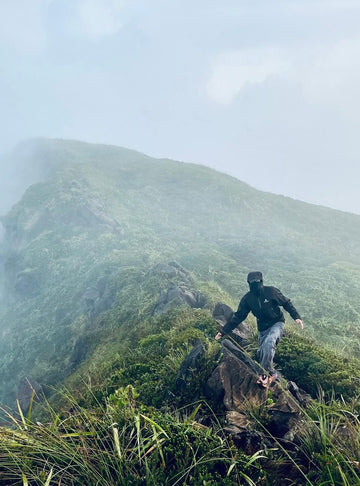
left=247, top=271, right=263, bottom=283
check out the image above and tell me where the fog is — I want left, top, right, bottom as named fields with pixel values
left=1, top=0, right=360, bottom=214
left=0, top=141, right=55, bottom=218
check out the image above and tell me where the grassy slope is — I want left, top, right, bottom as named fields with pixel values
left=0, top=139, right=360, bottom=406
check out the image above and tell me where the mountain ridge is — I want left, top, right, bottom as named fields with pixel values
left=1, top=138, right=360, bottom=484
left=0, top=138, right=360, bottom=408
left=5, top=137, right=360, bottom=218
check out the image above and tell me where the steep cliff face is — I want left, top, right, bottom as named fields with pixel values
left=0, top=138, right=360, bottom=408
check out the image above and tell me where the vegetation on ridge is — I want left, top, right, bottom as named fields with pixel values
left=0, top=139, right=360, bottom=404
left=1, top=306, right=360, bottom=485
left=1, top=139, right=360, bottom=484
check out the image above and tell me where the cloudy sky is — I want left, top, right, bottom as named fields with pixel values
left=1, top=0, right=360, bottom=214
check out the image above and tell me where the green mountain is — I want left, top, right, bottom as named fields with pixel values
left=1, top=139, right=360, bottom=485
left=1, top=140, right=360, bottom=392
left=1, top=138, right=360, bottom=406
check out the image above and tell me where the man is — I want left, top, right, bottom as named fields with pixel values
left=215, top=271, right=303, bottom=388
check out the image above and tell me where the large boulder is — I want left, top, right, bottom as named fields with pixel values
left=175, top=340, right=206, bottom=393
left=204, top=339, right=263, bottom=409
left=205, top=339, right=311, bottom=443
left=212, top=302, right=254, bottom=345
left=153, top=283, right=206, bottom=315
left=151, top=262, right=206, bottom=315
left=223, top=413, right=271, bottom=455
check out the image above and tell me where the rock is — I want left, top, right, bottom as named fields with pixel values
left=175, top=341, right=206, bottom=393
left=224, top=424, right=269, bottom=456
left=287, top=381, right=312, bottom=407
left=150, top=261, right=191, bottom=281
left=203, top=364, right=225, bottom=403
left=61, top=203, right=121, bottom=230
left=153, top=283, right=206, bottom=315
left=223, top=338, right=263, bottom=375
left=212, top=302, right=234, bottom=326
left=204, top=339, right=263, bottom=410
left=266, top=388, right=305, bottom=439
left=81, top=276, right=116, bottom=320
left=96, top=275, right=109, bottom=297
left=150, top=262, right=206, bottom=314
left=212, top=302, right=254, bottom=345
left=205, top=339, right=309, bottom=443
left=226, top=410, right=253, bottom=429
left=17, top=377, right=42, bottom=414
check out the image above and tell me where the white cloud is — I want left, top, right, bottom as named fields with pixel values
left=206, top=49, right=287, bottom=105
left=290, top=0, right=360, bottom=12
left=0, top=0, right=130, bottom=51
left=298, top=39, right=360, bottom=118
left=76, top=0, right=126, bottom=40
left=206, top=38, right=360, bottom=118
left=0, top=0, right=50, bottom=54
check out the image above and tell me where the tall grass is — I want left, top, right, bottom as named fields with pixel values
left=2, top=382, right=360, bottom=485
left=296, top=394, right=360, bottom=485
left=0, top=386, right=264, bottom=486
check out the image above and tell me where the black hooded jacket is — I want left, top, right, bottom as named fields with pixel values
left=221, top=285, right=301, bottom=334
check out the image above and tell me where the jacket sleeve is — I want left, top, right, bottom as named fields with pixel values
left=274, top=287, right=301, bottom=320
left=221, top=294, right=250, bottom=335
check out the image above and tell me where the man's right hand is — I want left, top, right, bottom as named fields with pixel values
left=215, top=332, right=222, bottom=340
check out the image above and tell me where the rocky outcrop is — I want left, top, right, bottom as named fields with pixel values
left=205, top=339, right=311, bottom=445
left=151, top=261, right=191, bottom=281
left=1, top=184, right=122, bottom=261
left=212, top=302, right=254, bottom=345
left=174, top=301, right=312, bottom=454
left=153, top=283, right=206, bottom=315
left=204, top=339, right=263, bottom=407
left=58, top=201, right=121, bottom=231
left=81, top=274, right=116, bottom=321
left=175, top=341, right=206, bottom=393
left=152, top=262, right=206, bottom=315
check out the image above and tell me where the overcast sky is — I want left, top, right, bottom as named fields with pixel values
left=1, top=0, right=360, bottom=214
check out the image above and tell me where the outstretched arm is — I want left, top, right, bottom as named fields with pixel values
left=214, top=295, right=250, bottom=339
left=275, top=287, right=304, bottom=330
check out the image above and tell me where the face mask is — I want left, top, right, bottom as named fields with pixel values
left=249, top=280, right=262, bottom=295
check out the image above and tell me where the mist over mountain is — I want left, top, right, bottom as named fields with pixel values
left=2, top=0, right=360, bottom=481
left=0, top=138, right=360, bottom=408
left=0, top=138, right=97, bottom=217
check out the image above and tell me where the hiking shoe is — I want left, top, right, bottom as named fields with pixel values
left=256, top=374, right=269, bottom=388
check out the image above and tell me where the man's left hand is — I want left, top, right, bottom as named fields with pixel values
left=296, top=318, right=304, bottom=330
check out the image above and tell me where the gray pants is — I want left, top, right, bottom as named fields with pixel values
left=257, top=321, right=284, bottom=374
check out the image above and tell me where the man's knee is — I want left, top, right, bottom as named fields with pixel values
left=260, top=340, right=274, bottom=356
left=264, top=333, right=278, bottom=347
left=270, top=324, right=284, bottom=343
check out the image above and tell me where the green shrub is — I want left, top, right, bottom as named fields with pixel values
left=276, top=328, right=360, bottom=400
